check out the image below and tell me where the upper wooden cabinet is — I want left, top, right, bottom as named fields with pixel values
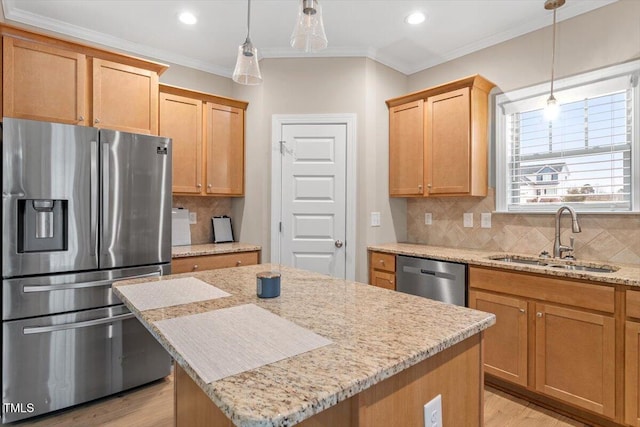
left=92, top=58, right=159, bottom=134
left=389, top=100, right=424, bottom=196
left=1, top=24, right=167, bottom=134
left=159, top=92, right=203, bottom=194
left=205, top=102, right=245, bottom=196
left=159, top=84, right=247, bottom=197
left=386, top=75, right=494, bottom=197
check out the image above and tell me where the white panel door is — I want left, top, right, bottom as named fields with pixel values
left=280, top=124, right=346, bottom=278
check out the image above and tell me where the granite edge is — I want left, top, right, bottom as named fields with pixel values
left=172, top=243, right=262, bottom=258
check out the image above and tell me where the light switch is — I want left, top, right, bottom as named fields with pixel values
left=371, top=212, right=381, bottom=227
left=424, top=213, right=432, bottom=225
left=481, top=212, right=492, bottom=228
left=463, top=213, right=473, bottom=228
left=189, top=212, right=197, bottom=224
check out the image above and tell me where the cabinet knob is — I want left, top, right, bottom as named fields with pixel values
left=79, top=116, right=85, bottom=121
left=207, top=184, right=212, bottom=188
left=389, top=280, right=394, bottom=284
left=536, top=312, right=543, bottom=318
left=519, top=308, right=526, bottom=313
left=197, top=184, right=202, bottom=188
left=379, top=259, right=384, bottom=264
left=236, top=260, right=242, bottom=266
left=427, top=183, right=432, bottom=188
left=94, top=118, right=100, bottom=124
left=418, top=184, right=423, bottom=191
left=192, top=264, right=199, bottom=271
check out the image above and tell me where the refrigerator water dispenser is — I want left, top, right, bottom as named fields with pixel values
left=17, top=199, right=68, bottom=252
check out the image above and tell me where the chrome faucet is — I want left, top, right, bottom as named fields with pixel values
left=553, top=205, right=581, bottom=258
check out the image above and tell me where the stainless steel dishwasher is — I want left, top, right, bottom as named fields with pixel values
left=396, top=255, right=467, bottom=306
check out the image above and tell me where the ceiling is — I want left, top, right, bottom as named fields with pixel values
left=1, top=0, right=618, bottom=77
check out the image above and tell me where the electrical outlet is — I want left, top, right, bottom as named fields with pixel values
left=463, top=212, right=473, bottom=228
left=423, top=394, right=442, bottom=427
left=424, top=213, right=432, bottom=225
left=189, top=212, right=197, bottom=224
left=481, top=212, right=492, bottom=228
left=371, top=212, right=381, bottom=227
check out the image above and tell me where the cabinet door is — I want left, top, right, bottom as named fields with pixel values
left=626, top=321, right=640, bottom=426
left=92, top=58, right=158, bottom=134
left=389, top=100, right=424, bottom=196
left=535, top=303, right=615, bottom=418
left=469, top=290, right=528, bottom=387
left=3, top=37, right=86, bottom=125
left=204, top=103, right=244, bottom=195
left=159, top=93, right=203, bottom=194
left=426, top=87, right=470, bottom=195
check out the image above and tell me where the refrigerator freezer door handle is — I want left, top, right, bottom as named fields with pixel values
left=22, top=313, right=135, bottom=335
left=22, top=270, right=161, bottom=293
left=90, top=140, right=98, bottom=256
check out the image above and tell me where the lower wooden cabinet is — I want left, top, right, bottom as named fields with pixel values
left=171, top=251, right=259, bottom=274
left=368, top=251, right=396, bottom=290
left=469, top=266, right=620, bottom=425
left=534, top=302, right=615, bottom=418
left=469, top=290, right=528, bottom=387
left=626, top=290, right=640, bottom=426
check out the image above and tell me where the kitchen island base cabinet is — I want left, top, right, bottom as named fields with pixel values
left=171, top=251, right=259, bottom=274
left=174, top=334, right=485, bottom=426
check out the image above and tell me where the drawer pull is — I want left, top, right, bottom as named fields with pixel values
left=519, top=308, right=526, bottom=313
left=379, top=259, right=385, bottom=264
left=192, top=264, right=199, bottom=271
left=236, top=260, right=242, bottom=266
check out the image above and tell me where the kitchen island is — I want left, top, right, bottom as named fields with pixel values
left=113, top=264, right=495, bottom=427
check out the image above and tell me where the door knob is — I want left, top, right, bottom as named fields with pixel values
left=335, top=240, right=343, bottom=248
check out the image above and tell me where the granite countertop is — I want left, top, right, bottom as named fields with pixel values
left=113, top=264, right=495, bottom=427
left=171, top=242, right=261, bottom=258
left=368, top=243, right=640, bottom=287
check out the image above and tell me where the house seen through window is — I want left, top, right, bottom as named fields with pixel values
left=495, top=60, right=639, bottom=213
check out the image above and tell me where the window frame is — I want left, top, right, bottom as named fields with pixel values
left=495, top=60, right=640, bottom=213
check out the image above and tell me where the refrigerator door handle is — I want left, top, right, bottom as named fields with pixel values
left=22, top=313, right=135, bottom=335
left=90, top=140, right=98, bottom=256
left=101, top=141, right=110, bottom=255
left=23, top=270, right=161, bottom=293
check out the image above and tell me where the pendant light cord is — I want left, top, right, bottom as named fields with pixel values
left=550, top=7, right=557, bottom=97
left=246, top=0, right=252, bottom=41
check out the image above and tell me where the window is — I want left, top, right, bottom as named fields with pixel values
left=495, top=60, right=639, bottom=213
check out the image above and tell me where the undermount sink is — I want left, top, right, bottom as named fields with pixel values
left=487, top=255, right=619, bottom=273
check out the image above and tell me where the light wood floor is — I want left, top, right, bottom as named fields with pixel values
left=12, top=375, right=587, bottom=427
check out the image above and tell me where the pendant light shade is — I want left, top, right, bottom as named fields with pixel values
left=233, top=0, right=262, bottom=85
left=543, top=0, right=564, bottom=120
left=290, top=0, right=328, bottom=52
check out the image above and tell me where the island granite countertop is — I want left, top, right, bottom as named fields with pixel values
left=368, top=243, right=640, bottom=287
left=113, top=264, right=495, bottom=427
left=171, top=242, right=261, bottom=258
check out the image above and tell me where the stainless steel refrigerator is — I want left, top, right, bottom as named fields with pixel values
left=1, top=118, right=172, bottom=423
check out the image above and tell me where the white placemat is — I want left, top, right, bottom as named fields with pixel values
left=154, top=304, right=333, bottom=383
left=117, top=277, right=230, bottom=311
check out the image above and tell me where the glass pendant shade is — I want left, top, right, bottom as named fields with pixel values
left=232, top=38, right=262, bottom=85
left=544, top=95, right=560, bottom=121
left=290, top=0, right=328, bottom=52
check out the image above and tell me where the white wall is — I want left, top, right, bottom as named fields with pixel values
left=231, top=57, right=407, bottom=281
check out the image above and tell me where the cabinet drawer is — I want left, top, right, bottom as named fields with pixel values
left=371, top=252, right=396, bottom=273
left=628, top=290, right=640, bottom=320
left=469, top=266, right=614, bottom=314
left=371, top=271, right=395, bottom=290
left=171, top=251, right=258, bottom=274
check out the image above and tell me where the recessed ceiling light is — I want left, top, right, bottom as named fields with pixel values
left=405, top=11, right=426, bottom=25
left=179, top=11, right=197, bottom=25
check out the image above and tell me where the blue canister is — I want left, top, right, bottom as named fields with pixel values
left=256, top=271, right=281, bottom=298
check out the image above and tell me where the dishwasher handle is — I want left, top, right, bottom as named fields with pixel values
left=402, top=265, right=457, bottom=281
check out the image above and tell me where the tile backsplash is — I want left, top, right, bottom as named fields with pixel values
left=407, top=188, right=640, bottom=265
left=172, top=196, right=232, bottom=244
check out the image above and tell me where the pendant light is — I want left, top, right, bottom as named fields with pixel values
left=232, top=0, right=262, bottom=85
left=290, top=0, right=328, bottom=52
left=543, top=0, right=565, bottom=121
